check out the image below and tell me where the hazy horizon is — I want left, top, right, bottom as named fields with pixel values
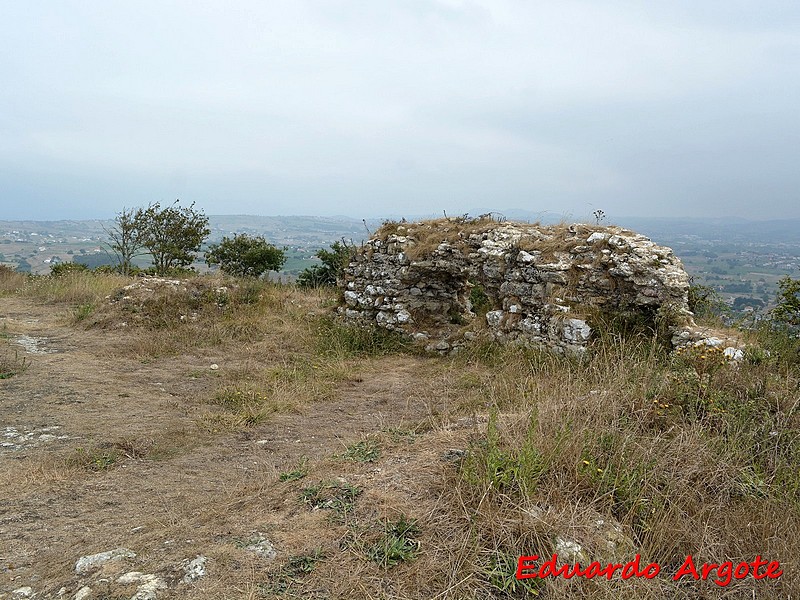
left=2, top=1, right=799, bottom=221
left=3, top=210, right=800, bottom=226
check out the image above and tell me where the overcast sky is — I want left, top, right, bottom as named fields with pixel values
left=1, top=1, right=799, bottom=221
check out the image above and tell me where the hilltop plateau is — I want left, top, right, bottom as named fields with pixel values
left=0, top=258, right=798, bottom=599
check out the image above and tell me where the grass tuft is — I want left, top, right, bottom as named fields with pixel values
left=300, top=480, right=362, bottom=519
left=64, top=446, right=120, bottom=471
left=0, top=335, right=30, bottom=379
left=366, top=514, right=421, bottom=569
left=314, top=316, right=411, bottom=358
left=341, top=439, right=381, bottom=463
left=280, top=458, right=310, bottom=482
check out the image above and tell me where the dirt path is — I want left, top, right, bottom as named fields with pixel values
left=1, top=297, right=459, bottom=599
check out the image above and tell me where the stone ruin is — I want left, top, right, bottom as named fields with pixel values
left=339, top=218, right=697, bottom=353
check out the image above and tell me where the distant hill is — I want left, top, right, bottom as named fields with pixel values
left=618, top=216, right=800, bottom=246
left=207, top=215, right=381, bottom=246
left=4, top=213, right=798, bottom=247
left=1, top=215, right=798, bottom=306
left=463, top=209, right=800, bottom=246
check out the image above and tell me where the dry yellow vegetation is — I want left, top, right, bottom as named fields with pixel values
left=0, top=271, right=797, bottom=599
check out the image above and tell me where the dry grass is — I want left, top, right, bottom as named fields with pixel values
left=418, top=337, right=800, bottom=598
left=0, top=457, right=84, bottom=492
left=373, top=217, right=630, bottom=263
left=0, top=264, right=28, bottom=294
left=376, top=216, right=502, bottom=261
left=0, top=334, right=30, bottom=379
left=9, top=271, right=130, bottom=304
left=2, top=272, right=798, bottom=599
left=84, top=277, right=334, bottom=358
left=516, top=222, right=602, bottom=257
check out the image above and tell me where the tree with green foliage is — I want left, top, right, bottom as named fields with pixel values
left=205, top=234, right=286, bottom=278
left=50, top=262, right=89, bottom=276
left=297, top=240, right=355, bottom=287
left=688, top=283, right=728, bottom=321
left=105, top=207, right=142, bottom=275
left=772, top=276, right=800, bottom=328
left=74, top=251, right=116, bottom=270
left=134, top=201, right=210, bottom=275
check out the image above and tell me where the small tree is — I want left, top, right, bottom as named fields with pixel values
left=772, top=276, right=800, bottom=329
left=205, top=234, right=286, bottom=278
left=688, top=283, right=728, bottom=321
left=50, top=262, right=89, bottom=276
left=105, top=207, right=142, bottom=275
left=134, top=201, right=210, bottom=275
left=297, top=240, right=355, bottom=287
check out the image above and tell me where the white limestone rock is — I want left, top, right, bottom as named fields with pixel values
left=116, top=572, right=167, bottom=600
left=563, top=319, right=591, bottom=344
left=75, top=548, right=136, bottom=575
left=73, top=587, right=92, bottom=600
left=181, top=555, right=208, bottom=584
left=724, top=347, right=744, bottom=361
left=554, top=537, right=587, bottom=563
left=486, top=310, right=504, bottom=328
left=243, top=533, right=277, bottom=560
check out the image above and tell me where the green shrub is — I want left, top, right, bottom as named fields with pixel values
left=205, top=233, right=286, bottom=278
left=754, top=324, right=800, bottom=369
left=468, top=284, right=491, bottom=315
left=297, top=240, right=356, bottom=287
left=772, top=276, right=800, bottom=329
left=50, top=262, right=90, bottom=276
left=688, top=282, right=728, bottom=321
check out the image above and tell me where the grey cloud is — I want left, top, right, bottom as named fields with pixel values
left=1, top=0, right=799, bottom=220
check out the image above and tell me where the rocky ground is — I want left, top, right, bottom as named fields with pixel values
left=0, top=296, right=464, bottom=600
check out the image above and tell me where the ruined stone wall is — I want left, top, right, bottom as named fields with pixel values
left=340, top=219, right=692, bottom=353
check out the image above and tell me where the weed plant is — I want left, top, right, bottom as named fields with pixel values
left=280, top=459, right=310, bottom=482
left=341, top=439, right=381, bottom=463
left=366, top=514, right=421, bottom=568
left=65, top=446, right=120, bottom=471
left=0, top=336, right=29, bottom=379
left=300, top=480, right=362, bottom=522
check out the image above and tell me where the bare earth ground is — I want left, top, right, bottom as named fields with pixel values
left=1, top=296, right=472, bottom=599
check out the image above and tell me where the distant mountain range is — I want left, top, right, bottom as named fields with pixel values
left=463, top=209, right=800, bottom=245
left=3, top=212, right=800, bottom=248
left=618, top=217, right=800, bottom=245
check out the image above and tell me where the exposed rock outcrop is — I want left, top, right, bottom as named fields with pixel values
left=340, top=218, right=693, bottom=353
